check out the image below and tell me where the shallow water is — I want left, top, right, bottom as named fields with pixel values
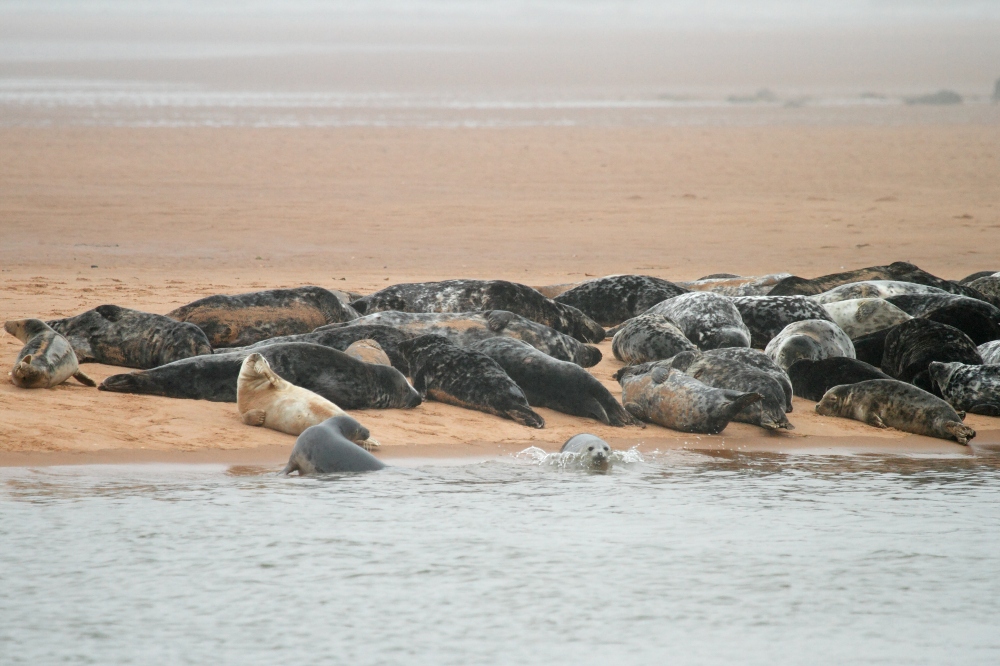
left=3, top=450, right=1000, bottom=665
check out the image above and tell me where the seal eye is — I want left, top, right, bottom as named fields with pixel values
left=588, top=446, right=594, bottom=451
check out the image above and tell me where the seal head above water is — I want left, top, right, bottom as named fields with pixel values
left=561, top=434, right=613, bottom=467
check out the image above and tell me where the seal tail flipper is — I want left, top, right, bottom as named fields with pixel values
left=623, top=401, right=646, bottom=422
left=251, top=356, right=283, bottom=387
left=968, top=403, right=1000, bottom=417
left=944, top=421, right=976, bottom=445
left=281, top=461, right=298, bottom=475
left=72, top=370, right=97, bottom=387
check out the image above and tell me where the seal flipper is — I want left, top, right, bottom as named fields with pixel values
left=866, top=413, right=888, bottom=429
left=623, top=401, right=645, bottom=421
left=242, top=409, right=267, bottom=426
left=968, top=403, right=1000, bottom=417
left=943, top=421, right=976, bottom=445
left=72, top=370, right=97, bottom=387
left=281, top=461, right=299, bottom=475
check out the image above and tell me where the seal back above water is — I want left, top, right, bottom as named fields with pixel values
left=283, top=415, right=386, bottom=475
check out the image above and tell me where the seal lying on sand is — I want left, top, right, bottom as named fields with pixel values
left=701, top=347, right=793, bottom=411
left=959, top=271, right=1000, bottom=285
left=677, top=273, right=792, bottom=297
left=100, top=342, right=422, bottom=408
left=979, top=340, right=1000, bottom=365
left=399, top=335, right=544, bottom=428
left=471, top=338, right=640, bottom=427
left=351, top=279, right=605, bottom=343
left=968, top=275, right=1000, bottom=301
left=764, top=320, right=855, bottom=370
left=48, top=305, right=212, bottom=369
left=810, top=281, right=949, bottom=304
left=820, top=298, right=911, bottom=338
left=611, top=313, right=697, bottom=365
left=731, top=296, right=835, bottom=349
left=617, top=364, right=761, bottom=434
left=561, top=434, right=613, bottom=467
left=928, top=362, right=1000, bottom=416
left=642, top=292, right=751, bottom=350
left=786, top=357, right=891, bottom=401
left=885, top=295, right=1000, bottom=344
left=552, top=275, right=688, bottom=327
left=344, top=339, right=392, bottom=366
left=168, top=286, right=358, bottom=348
left=880, top=319, right=982, bottom=393
left=5, top=319, right=95, bottom=388
left=282, top=416, right=386, bottom=475
left=815, top=379, right=976, bottom=445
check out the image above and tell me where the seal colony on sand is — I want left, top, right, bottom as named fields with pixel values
left=786, top=357, right=891, bottom=401
left=730, top=296, right=835, bottom=349
left=5, top=319, right=95, bottom=389
left=552, top=275, right=689, bottom=327
left=283, top=415, right=386, bottom=475
left=642, top=292, right=751, bottom=350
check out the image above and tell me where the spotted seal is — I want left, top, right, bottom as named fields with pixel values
left=880, top=319, right=982, bottom=393
left=471, top=337, right=641, bottom=427
left=967, top=275, right=1000, bottom=301
left=48, top=304, right=213, bottom=369
left=167, top=286, right=358, bottom=348
left=398, top=334, right=544, bottom=428
left=959, top=270, right=999, bottom=285
left=815, top=379, right=976, bottom=445
left=810, top=281, right=949, bottom=304
left=979, top=340, right=1000, bottom=365
left=820, top=298, right=912, bottom=338
left=552, top=275, right=688, bottom=327
left=677, top=273, right=792, bottom=296
left=610, top=313, right=697, bottom=365
left=4, top=319, right=95, bottom=388
left=282, top=415, right=386, bottom=475
left=561, top=434, right=612, bottom=467
left=786, top=357, right=891, bottom=401
left=344, top=339, right=392, bottom=366
left=730, top=296, right=835, bottom=349
left=350, top=279, right=605, bottom=343
left=928, top=362, right=1000, bottom=416
left=100, top=342, right=422, bottom=408
left=642, top=292, right=751, bottom=350
left=699, top=347, right=793, bottom=412
left=764, top=320, right=855, bottom=370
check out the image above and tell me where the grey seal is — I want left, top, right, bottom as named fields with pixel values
left=967, top=275, right=1000, bottom=301
left=820, top=298, right=912, bottom=338
left=810, top=280, right=949, bottom=304
left=4, top=319, right=95, bottom=389
left=699, top=347, right=793, bottom=412
left=552, top=275, right=688, bottom=327
left=979, top=340, right=1000, bottom=365
left=764, top=320, right=855, bottom=371
left=610, top=313, right=697, bottom=365
left=344, top=339, right=392, bottom=366
left=928, top=362, right=1000, bottom=416
left=880, top=319, right=982, bottom=393
left=561, top=434, right=613, bottom=467
left=786, top=357, right=891, bottom=401
left=642, top=292, right=751, bottom=350
left=885, top=294, right=1000, bottom=344
left=282, top=416, right=386, bottom=475
left=731, top=296, right=835, bottom=349
left=676, top=273, right=793, bottom=297
left=959, top=271, right=1000, bottom=285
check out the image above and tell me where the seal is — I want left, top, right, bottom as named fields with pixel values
left=100, top=342, right=423, bottom=409
left=786, top=357, right=891, bottom=401
left=851, top=326, right=894, bottom=366
left=398, top=334, right=545, bottom=428
left=552, top=275, right=688, bottom=327
left=731, top=296, right=835, bottom=349
left=617, top=365, right=761, bottom=434
left=470, top=337, right=641, bottom=427
left=642, top=292, right=751, bottom=350
left=344, top=339, right=392, bottom=366
left=810, top=280, right=949, bottom=304
left=928, top=362, right=1000, bottom=416
left=820, top=298, right=912, bottom=338
left=282, top=415, right=386, bottom=475
left=880, top=319, right=982, bottom=393
left=968, top=275, right=1000, bottom=301
left=699, top=347, right=793, bottom=411
left=167, top=286, right=358, bottom=348
left=4, top=318, right=95, bottom=389
left=885, top=294, right=1000, bottom=344
left=350, top=279, right=606, bottom=343
left=959, top=270, right=999, bottom=285
left=979, top=340, right=1000, bottom=365
left=532, top=282, right=583, bottom=299
left=764, top=320, right=855, bottom=371
left=335, top=310, right=601, bottom=367
left=48, top=304, right=213, bottom=369
left=815, top=379, right=976, bottom=445
left=610, top=313, right=697, bottom=365
left=561, top=434, right=612, bottom=467
left=677, top=273, right=792, bottom=297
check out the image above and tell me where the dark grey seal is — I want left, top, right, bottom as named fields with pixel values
left=610, top=313, right=697, bottom=365
left=4, top=319, right=95, bottom=389
left=282, top=415, right=386, bottom=475
left=99, top=342, right=422, bottom=409
left=398, top=334, right=544, bottom=428
left=350, top=279, right=605, bottom=343
left=786, top=357, right=890, bottom=402
left=967, top=275, right=1000, bottom=302
left=561, top=434, right=612, bottom=467
left=880, top=319, right=982, bottom=393
left=816, top=379, right=976, bottom=445
left=928, top=362, right=1000, bottom=416
left=959, top=270, right=999, bottom=285
left=731, top=296, right=835, bottom=349
left=641, top=292, right=751, bottom=350
left=48, top=304, right=213, bottom=369
left=552, top=275, right=688, bottom=327
left=700, top=347, right=793, bottom=412
left=885, top=294, right=1000, bottom=345
left=471, top=337, right=641, bottom=427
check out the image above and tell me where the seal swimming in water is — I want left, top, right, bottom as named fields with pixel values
left=4, top=319, right=95, bottom=389
left=398, top=334, right=544, bottom=428
left=928, top=362, right=1000, bottom=416
left=616, top=365, right=761, bottom=434
left=552, top=275, right=688, bottom=327
left=731, top=296, right=835, bottom=349
left=764, top=320, right=855, bottom=370
left=820, top=298, right=912, bottom=338
left=677, top=273, right=792, bottom=297
left=344, top=339, right=392, bottom=366
left=282, top=415, right=386, bottom=475
left=100, top=342, right=422, bottom=409
left=979, top=340, right=1000, bottom=365
left=815, top=379, right=976, bottom=445
left=48, top=304, right=213, bottom=369
left=350, top=279, right=606, bottom=343
left=786, top=357, right=891, bottom=401
left=880, top=319, right=982, bottom=393
left=561, top=434, right=613, bottom=467
left=641, top=292, right=751, bottom=350
left=610, top=313, right=698, bottom=365
left=167, top=286, right=359, bottom=348
left=470, top=337, right=641, bottom=427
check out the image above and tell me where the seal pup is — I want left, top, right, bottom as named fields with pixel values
left=167, top=286, right=358, bottom=348
left=471, top=337, right=641, bottom=427
left=561, top=434, right=613, bottom=468
left=642, top=292, right=751, bottom=350
left=786, top=357, right=891, bottom=401
left=350, top=279, right=605, bottom=343
left=810, top=281, right=949, bottom=304
left=979, top=340, right=1000, bottom=365
left=730, top=296, right=835, bottom=349
left=700, top=347, right=793, bottom=411
left=48, top=304, right=213, bottom=369
left=100, top=342, right=423, bottom=408
left=4, top=319, right=95, bottom=389
left=928, top=362, right=1000, bottom=416
left=815, top=379, right=976, bottom=445
left=880, top=319, right=982, bottom=393
left=398, top=335, right=544, bottom=428
left=344, top=339, right=392, bottom=366
left=617, top=365, right=761, bottom=434
left=820, top=298, right=912, bottom=338
left=764, top=320, right=855, bottom=371
left=552, top=275, right=688, bottom=327
left=611, top=313, right=698, bottom=365
left=282, top=416, right=386, bottom=475
left=677, top=273, right=792, bottom=297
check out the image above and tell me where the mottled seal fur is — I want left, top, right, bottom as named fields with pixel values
left=610, top=313, right=697, bottom=365
left=885, top=294, right=1000, bottom=344
left=100, top=342, right=422, bottom=409
left=617, top=365, right=761, bottom=434
left=928, top=362, right=1000, bottom=416
left=351, top=279, right=605, bottom=343
left=815, top=379, right=975, bottom=445
left=731, top=296, right=835, bottom=349
left=967, top=275, right=1000, bottom=301
left=167, top=286, right=358, bottom=348
left=786, top=357, right=891, bottom=402
left=344, top=339, right=392, bottom=366
left=561, top=434, right=612, bottom=467
left=5, top=319, right=95, bottom=389
left=979, top=340, right=1000, bottom=365
left=880, top=319, right=982, bottom=393
left=959, top=271, right=999, bottom=285
left=700, top=347, right=793, bottom=412
left=48, top=304, right=213, bottom=369
left=810, top=280, right=949, bottom=304
left=677, top=273, right=792, bottom=296
left=764, top=320, right=855, bottom=371
left=642, top=292, right=751, bottom=350
left=552, top=275, right=688, bottom=327
left=471, top=337, right=640, bottom=427
left=282, top=415, right=386, bottom=475
left=398, top=334, right=544, bottom=428
left=820, top=298, right=912, bottom=338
